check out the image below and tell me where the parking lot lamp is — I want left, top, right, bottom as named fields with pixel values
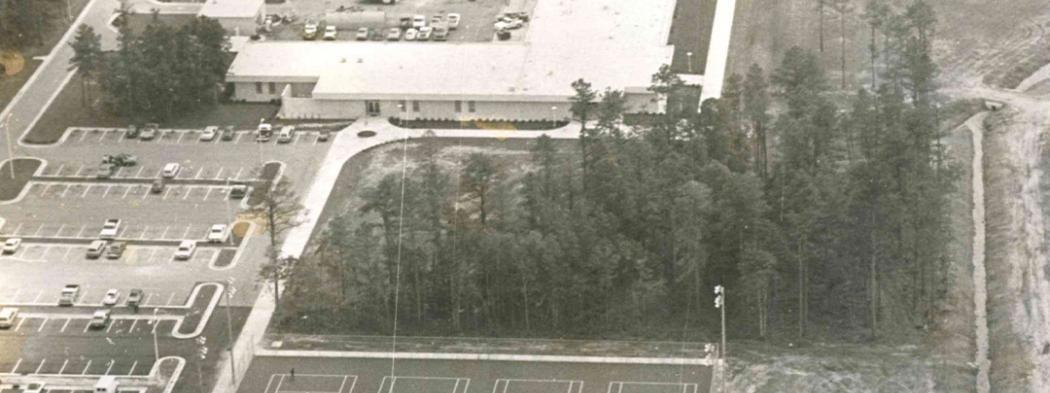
left=714, top=285, right=726, bottom=357
left=687, top=52, right=693, bottom=73
left=550, top=106, right=558, bottom=128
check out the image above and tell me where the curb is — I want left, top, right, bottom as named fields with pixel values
left=171, top=282, right=223, bottom=339
left=254, top=349, right=717, bottom=366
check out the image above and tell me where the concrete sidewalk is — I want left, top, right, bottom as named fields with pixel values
left=701, top=0, right=737, bottom=101
left=211, top=120, right=579, bottom=393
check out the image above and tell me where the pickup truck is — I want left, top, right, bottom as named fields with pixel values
left=58, top=284, right=80, bottom=306
left=99, top=219, right=121, bottom=240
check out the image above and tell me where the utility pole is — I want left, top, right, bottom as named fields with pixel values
left=714, top=285, right=726, bottom=357
left=224, top=278, right=237, bottom=385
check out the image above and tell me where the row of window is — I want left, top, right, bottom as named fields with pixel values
left=255, top=82, right=277, bottom=94
left=400, top=100, right=476, bottom=113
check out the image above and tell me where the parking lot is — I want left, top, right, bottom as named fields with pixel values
left=0, top=243, right=220, bottom=266
left=0, top=356, right=156, bottom=377
left=0, top=286, right=195, bottom=308
left=61, top=127, right=330, bottom=147
left=23, top=182, right=250, bottom=204
left=0, top=315, right=179, bottom=339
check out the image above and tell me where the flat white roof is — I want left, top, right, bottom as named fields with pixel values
left=226, top=0, right=678, bottom=100
left=199, top=0, right=263, bottom=19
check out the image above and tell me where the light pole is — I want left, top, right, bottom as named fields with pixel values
left=686, top=52, right=693, bottom=73
left=550, top=106, right=557, bottom=128
left=714, top=285, right=726, bottom=358
left=224, top=278, right=237, bottom=384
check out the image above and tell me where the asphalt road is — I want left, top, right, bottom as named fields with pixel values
left=240, top=358, right=711, bottom=393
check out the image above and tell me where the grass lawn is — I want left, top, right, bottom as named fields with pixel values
left=0, top=158, right=42, bottom=201
left=23, top=71, right=279, bottom=144
left=0, top=0, right=90, bottom=111
left=668, top=0, right=717, bottom=74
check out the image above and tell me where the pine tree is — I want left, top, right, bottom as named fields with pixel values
left=68, top=24, right=103, bottom=108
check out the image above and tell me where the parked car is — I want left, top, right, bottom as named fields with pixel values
left=2, top=238, right=21, bottom=254
left=0, top=307, right=18, bottom=329
left=432, top=26, right=448, bottom=41
left=162, top=162, right=180, bottom=178
left=103, top=153, right=137, bottom=167
left=104, top=241, right=126, bottom=259
left=398, top=17, right=412, bottom=30
left=404, top=28, right=418, bottom=41
left=125, top=124, right=139, bottom=139
left=221, top=126, right=236, bottom=141
left=356, top=27, right=370, bottom=41
left=386, top=27, right=401, bottom=41
left=430, top=15, right=443, bottom=26
left=412, top=14, right=426, bottom=28
left=229, top=184, right=249, bottom=199
left=495, top=18, right=524, bottom=31
left=174, top=240, right=196, bottom=260
left=150, top=178, right=165, bottom=194
left=257, top=119, right=273, bottom=142
left=88, top=310, right=111, bottom=329
left=303, top=21, right=319, bottom=39
left=96, top=163, right=116, bottom=179
left=318, top=130, right=331, bottom=142
left=323, top=25, right=337, bottom=40
left=277, top=126, right=295, bottom=143
left=102, top=289, right=120, bottom=306
left=140, top=123, right=158, bottom=140
left=418, top=26, right=432, bottom=41
left=126, top=289, right=144, bottom=307
left=99, top=219, right=121, bottom=240
left=200, top=126, right=218, bottom=141
left=447, top=13, right=461, bottom=29
left=86, top=240, right=108, bottom=259
left=59, top=284, right=80, bottom=306
left=207, top=224, right=228, bottom=243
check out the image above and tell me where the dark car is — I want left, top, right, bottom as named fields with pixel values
left=104, top=242, right=126, bottom=259
left=96, top=163, right=116, bottom=179
left=229, top=184, right=249, bottom=199
left=318, top=130, right=331, bottom=142
left=221, top=125, right=236, bottom=141
left=399, top=17, right=412, bottom=29
left=150, top=179, right=165, bottom=194
left=126, top=124, right=139, bottom=139
left=126, top=289, right=143, bottom=307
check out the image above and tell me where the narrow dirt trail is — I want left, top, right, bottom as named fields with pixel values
left=966, top=111, right=991, bottom=393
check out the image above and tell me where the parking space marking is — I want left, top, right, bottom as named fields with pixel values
left=81, top=360, right=92, bottom=375
left=32, top=291, right=44, bottom=303
left=61, top=318, right=71, bottom=332
left=59, top=183, right=71, bottom=198
left=293, top=133, right=304, bottom=144
left=34, top=359, right=45, bottom=374
left=37, top=317, right=48, bottom=332
left=162, top=186, right=175, bottom=200
left=128, top=360, right=138, bottom=376
left=80, top=185, right=91, bottom=198
left=214, top=167, right=225, bottom=180
left=105, top=321, right=116, bottom=333
left=76, top=224, right=88, bottom=238
left=97, top=131, right=107, bottom=143
left=83, top=321, right=91, bottom=333
left=14, top=317, right=26, bottom=331
left=10, top=222, right=22, bottom=236
left=77, top=131, right=90, bottom=143
left=105, top=360, right=114, bottom=375
left=232, top=167, right=244, bottom=181
left=129, top=319, right=140, bottom=332
left=122, top=185, right=133, bottom=199
left=181, top=224, right=192, bottom=239
left=176, top=132, right=187, bottom=144
left=165, top=292, right=176, bottom=306
left=74, top=164, right=88, bottom=176
left=182, top=186, right=194, bottom=200
left=58, top=359, right=69, bottom=374
left=102, top=185, right=114, bottom=198
left=9, top=358, right=21, bottom=374
left=194, top=167, right=204, bottom=179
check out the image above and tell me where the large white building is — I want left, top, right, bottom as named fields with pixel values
left=225, top=0, right=684, bottom=121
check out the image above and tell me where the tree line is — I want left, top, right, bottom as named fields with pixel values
left=277, top=0, right=951, bottom=342
left=68, top=13, right=230, bottom=121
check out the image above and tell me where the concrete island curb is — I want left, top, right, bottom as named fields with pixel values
left=171, top=282, right=224, bottom=339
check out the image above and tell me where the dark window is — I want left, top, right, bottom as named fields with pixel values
left=412, top=100, right=419, bottom=112
left=454, top=100, right=462, bottom=112
left=255, top=82, right=263, bottom=94
left=468, top=101, right=476, bottom=113
left=268, top=82, right=276, bottom=94
left=400, top=100, right=407, bottom=112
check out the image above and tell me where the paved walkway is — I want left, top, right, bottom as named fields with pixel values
left=212, top=120, right=580, bottom=393
left=700, top=0, right=737, bottom=101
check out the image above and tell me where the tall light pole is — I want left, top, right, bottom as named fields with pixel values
left=550, top=106, right=557, bottom=128
left=224, top=278, right=237, bottom=384
left=686, top=52, right=693, bottom=73
left=714, top=285, right=726, bottom=358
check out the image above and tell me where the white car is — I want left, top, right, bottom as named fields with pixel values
left=162, top=162, right=181, bottom=178
left=102, top=289, right=120, bottom=306
left=447, top=13, right=461, bottom=29
left=412, top=14, right=426, bottom=28
left=207, top=224, right=228, bottom=243
left=174, top=240, right=196, bottom=260
left=2, top=238, right=21, bottom=254
left=495, top=19, right=524, bottom=31
left=99, top=219, right=121, bottom=240
left=200, top=126, right=218, bottom=141
left=323, top=25, right=337, bottom=40
left=404, top=28, right=418, bottom=41
left=303, top=21, right=318, bottom=39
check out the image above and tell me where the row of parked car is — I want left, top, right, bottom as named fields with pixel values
left=303, top=12, right=462, bottom=42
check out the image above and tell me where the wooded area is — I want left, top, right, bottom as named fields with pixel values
left=276, top=0, right=953, bottom=342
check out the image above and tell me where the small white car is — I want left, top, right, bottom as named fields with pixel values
left=88, top=310, right=111, bottom=329
left=323, top=25, right=337, bottom=40
left=447, top=13, right=461, bottom=29
left=303, top=21, right=318, bottom=39
left=86, top=240, right=108, bottom=259
left=207, top=224, right=228, bottom=243
left=200, top=126, right=218, bottom=141
left=277, top=126, right=295, bottom=143
left=2, top=238, right=21, bottom=254
left=162, top=162, right=181, bottom=178
left=356, top=27, right=369, bottom=40
left=99, top=218, right=121, bottom=240
left=404, top=28, right=418, bottom=41
left=174, top=240, right=196, bottom=260
left=102, top=289, right=120, bottom=306
left=412, top=14, right=426, bottom=28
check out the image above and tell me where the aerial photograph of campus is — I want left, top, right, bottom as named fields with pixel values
left=1, top=0, right=1050, bottom=392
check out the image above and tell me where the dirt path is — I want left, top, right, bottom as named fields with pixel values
left=966, top=112, right=991, bottom=393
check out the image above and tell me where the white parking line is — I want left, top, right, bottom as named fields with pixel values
left=58, top=359, right=69, bottom=374
left=56, top=223, right=66, bottom=236
left=203, top=187, right=214, bottom=201
left=32, top=224, right=44, bottom=237
left=144, top=248, right=157, bottom=262
left=165, top=292, right=176, bottom=306
left=77, top=131, right=89, bottom=143
left=76, top=224, right=87, bottom=238
left=97, top=130, right=107, bottom=142
left=123, top=185, right=133, bottom=199
left=293, top=133, right=304, bottom=143
left=142, top=293, right=153, bottom=306
left=129, top=319, right=140, bottom=332
left=83, top=321, right=92, bottom=333
left=59, top=184, right=71, bottom=198
left=7, top=288, right=23, bottom=303
left=81, top=184, right=92, bottom=198
left=106, top=321, right=115, bottom=333
left=128, top=360, right=138, bottom=376
left=162, top=186, right=175, bottom=200
left=81, top=360, right=92, bottom=375
left=181, top=224, right=193, bottom=239
left=61, top=318, right=71, bottom=332
left=9, top=358, right=21, bottom=374
left=232, top=167, right=244, bottom=180
left=41, top=183, right=55, bottom=196
left=102, top=185, right=114, bottom=198
left=14, top=317, right=26, bottom=331
left=176, top=132, right=187, bottom=143
left=34, top=359, right=45, bottom=374
left=139, top=225, right=150, bottom=239
left=159, top=226, right=171, bottom=239
left=104, top=360, right=114, bottom=375
left=10, top=222, right=23, bottom=236
left=182, top=186, right=195, bottom=200
left=54, top=163, right=65, bottom=175
left=37, top=317, right=48, bottom=332
left=73, top=164, right=87, bottom=176
left=62, top=247, right=73, bottom=260
left=193, top=167, right=204, bottom=179
left=214, top=167, right=225, bottom=180
left=134, top=166, right=145, bottom=178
